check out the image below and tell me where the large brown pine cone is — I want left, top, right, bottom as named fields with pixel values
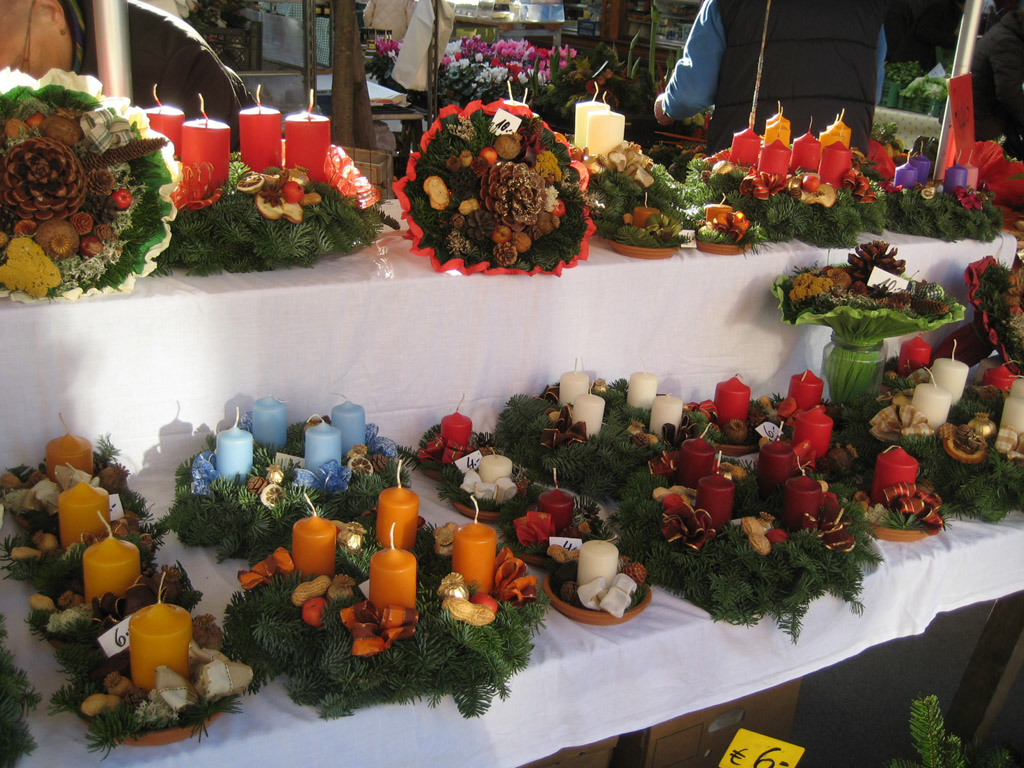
left=492, top=240, right=518, bottom=267
left=0, top=137, right=87, bottom=221
left=480, top=161, right=545, bottom=227
left=464, top=208, right=495, bottom=242
left=846, top=240, right=906, bottom=283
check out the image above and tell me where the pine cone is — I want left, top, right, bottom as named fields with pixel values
left=470, top=156, right=490, bottom=178
left=846, top=240, right=905, bottom=283
left=481, top=162, right=545, bottom=227
left=86, top=169, right=115, bottom=197
left=464, top=208, right=495, bottom=242
left=97, top=463, right=130, bottom=494
left=81, top=138, right=168, bottom=172
left=622, top=561, right=647, bottom=586
left=910, top=297, right=951, bottom=317
left=449, top=166, right=478, bottom=200
left=559, top=581, right=578, bottom=604
left=370, top=454, right=389, bottom=474
left=492, top=240, right=518, bottom=267
left=192, top=614, right=224, bottom=650
left=876, top=293, right=912, bottom=309
left=0, top=137, right=87, bottom=220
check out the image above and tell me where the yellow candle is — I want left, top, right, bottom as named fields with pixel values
left=369, top=538, right=417, bottom=611
left=292, top=511, right=337, bottom=577
left=58, top=482, right=110, bottom=549
left=764, top=108, right=791, bottom=147
left=45, top=432, right=92, bottom=481
left=83, top=535, right=141, bottom=603
left=452, top=508, right=497, bottom=594
left=129, top=601, right=193, bottom=691
left=818, top=111, right=851, bottom=148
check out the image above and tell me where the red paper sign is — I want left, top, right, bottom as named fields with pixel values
left=944, top=73, right=975, bottom=167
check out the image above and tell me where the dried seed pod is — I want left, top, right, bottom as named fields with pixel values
left=327, top=574, right=356, bottom=601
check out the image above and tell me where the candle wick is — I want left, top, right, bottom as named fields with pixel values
left=952, top=338, right=958, bottom=362
left=523, top=87, right=529, bottom=103
left=641, top=357, right=647, bottom=374
left=472, top=496, right=480, bottom=523
left=801, top=370, right=808, bottom=382
left=199, top=93, right=208, bottom=124
left=303, top=492, right=319, bottom=517
left=234, top=406, right=241, bottom=429
left=456, top=393, right=466, bottom=414
left=153, top=83, right=161, bottom=108
left=507, top=81, right=514, bottom=101
left=552, top=466, right=559, bottom=490
left=58, top=411, right=71, bottom=436
left=96, top=508, right=113, bottom=537
left=699, top=423, right=711, bottom=440
left=573, top=357, right=578, bottom=374
left=256, top=83, right=262, bottom=109
left=388, top=521, right=396, bottom=550
left=307, top=88, right=314, bottom=116
left=156, top=569, right=167, bottom=604
left=396, top=458, right=403, bottom=490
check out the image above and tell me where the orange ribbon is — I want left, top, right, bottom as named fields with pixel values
left=340, top=600, right=419, bottom=657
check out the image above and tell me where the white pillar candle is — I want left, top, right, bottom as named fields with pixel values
left=576, top=539, right=619, bottom=587
left=559, top=371, right=590, bottom=406
left=477, top=454, right=513, bottom=484
left=572, top=393, right=606, bottom=437
left=627, top=372, right=659, bottom=410
left=649, top=395, right=683, bottom=439
left=1000, top=397, right=1024, bottom=433
left=1010, top=378, right=1024, bottom=399
left=573, top=100, right=609, bottom=150
left=911, top=383, right=953, bottom=427
left=586, top=110, right=625, bottom=157
left=931, top=358, right=969, bottom=404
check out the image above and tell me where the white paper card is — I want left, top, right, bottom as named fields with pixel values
left=549, top=536, right=583, bottom=551
left=755, top=422, right=782, bottom=441
left=680, top=229, right=697, bottom=248
left=98, top=615, right=133, bottom=657
left=108, top=493, right=124, bottom=522
left=275, top=452, right=305, bottom=468
left=867, top=266, right=910, bottom=293
left=359, top=579, right=370, bottom=598
left=491, top=109, right=522, bottom=135
left=455, top=451, right=483, bottom=473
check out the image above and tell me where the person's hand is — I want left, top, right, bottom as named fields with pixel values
left=654, top=94, right=674, bottom=126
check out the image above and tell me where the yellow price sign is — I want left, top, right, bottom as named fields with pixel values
left=718, top=728, right=804, bottom=768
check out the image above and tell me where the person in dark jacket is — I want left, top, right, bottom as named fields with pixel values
left=0, top=0, right=249, bottom=141
left=890, top=0, right=964, bottom=71
left=655, top=0, right=888, bottom=154
left=972, top=9, right=1024, bottom=159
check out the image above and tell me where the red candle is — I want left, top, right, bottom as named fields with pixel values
left=696, top=472, right=735, bottom=530
left=537, top=487, right=574, bottom=533
left=791, top=407, right=833, bottom=463
left=789, top=131, right=821, bottom=173
left=757, top=139, right=791, bottom=176
left=714, top=376, right=750, bottom=424
left=675, top=437, right=716, bottom=488
left=285, top=112, right=331, bottom=183
left=870, top=446, right=919, bottom=504
left=145, top=106, right=184, bottom=157
left=787, top=370, right=824, bottom=411
left=239, top=104, right=283, bottom=174
left=729, top=127, right=761, bottom=166
left=782, top=475, right=822, bottom=531
left=181, top=116, right=231, bottom=187
left=757, top=441, right=796, bottom=498
left=983, top=364, right=1016, bottom=392
left=897, top=336, right=932, bottom=376
left=817, top=142, right=852, bottom=187
left=440, top=410, right=472, bottom=445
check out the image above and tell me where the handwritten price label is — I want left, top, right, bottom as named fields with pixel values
left=719, top=729, right=804, bottom=768
left=866, top=266, right=909, bottom=293
left=755, top=422, right=781, bottom=442
left=549, top=536, right=583, bottom=551
left=491, top=108, right=522, bottom=135
left=275, top=452, right=305, bottom=468
left=97, top=615, right=133, bottom=657
left=455, top=451, right=483, bottom=473
left=108, top=493, right=124, bottom=522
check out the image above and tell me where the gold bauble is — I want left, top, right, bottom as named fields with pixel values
left=334, top=521, right=366, bottom=552
left=968, top=412, right=997, bottom=441
left=437, top=572, right=470, bottom=600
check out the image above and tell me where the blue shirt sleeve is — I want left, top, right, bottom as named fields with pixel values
left=876, top=28, right=887, bottom=104
left=661, top=0, right=726, bottom=121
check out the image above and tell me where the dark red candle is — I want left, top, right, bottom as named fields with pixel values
left=675, top=437, right=716, bottom=488
left=782, top=475, right=823, bottom=531
left=817, top=142, right=852, bottom=187
left=897, top=336, right=932, bottom=376
left=696, top=472, right=735, bottom=530
left=181, top=116, right=231, bottom=186
left=757, top=139, right=791, bottom=176
left=538, top=487, right=575, bottom=533
left=870, top=446, right=919, bottom=504
left=145, top=106, right=184, bottom=157
left=730, top=127, right=761, bottom=166
left=440, top=411, right=472, bottom=445
left=285, top=112, right=331, bottom=183
left=757, top=441, right=796, bottom=498
left=982, top=364, right=1016, bottom=393
left=792, top=407, right=833, bottom=463
left=787, top=370, right=824, bottom=411
left=789, top=131, right=821, bottom=173
left=714, top=376, right=750, bottom=424
left=239, top=104, right=283, bottom=174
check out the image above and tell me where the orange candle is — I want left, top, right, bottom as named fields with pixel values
left=46, top=421, right=92, bottom=481
left=632, top=206, right=658, bottom=229
left=704, top=201, right=732, bottom=225
left=376, top=461, right=418, bottom=550
left=818, top=110, right=851, bottom=148
left=369, top=523, right=417, bottom=611
left=292, top=500, right=337, bottom=577
left=129, top=600, right=193, bottom=691
left=452, top=502, right=497, bottom=594
left=764, top=105, right=791, bottom=147
left=83, top=528, right=141, bottom=603
left=58, top=482, right=109, bottom=549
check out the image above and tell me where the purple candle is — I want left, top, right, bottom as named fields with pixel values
left=909, top=154, right=931, bottom=184
left=943, top=162, right=968, bottom=190
left=893, top=161, right=918, bottom=189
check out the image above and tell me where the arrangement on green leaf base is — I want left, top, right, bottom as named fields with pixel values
left=159, top=160, right=387, bottom=275
left=222, top=519, right=546, bottom=719
left=611, top=471, right=879, bottom=639
left=0, top=614, right=39, bottom=768
left=493, top=379, right=663, bottom=502
left=772, top=241, right=964, bottom=403
left=165, top=420, right=408, bottom=562
left=0, top=70, right=176, bottom=302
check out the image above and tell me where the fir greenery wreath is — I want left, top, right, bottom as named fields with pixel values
left=588, top=159, right=694, bottom=249
left=222, top=516, right=547, bottom=719
left=394, top=99, right=593, bottom=275
left=0, top=614, right=39, bottom=768
left=0, top=71, right=175, bottom=301
left=165, top=421, right=411, bottom=562
left=883, top=185, right=1002, bottom=242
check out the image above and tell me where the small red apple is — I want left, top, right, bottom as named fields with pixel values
left=470, top=593, right=499, bottom=613
left=302, top=596, right=328, bottom=627
left=112, top=188, right=133, bottom=209
left=765, top=528, right=789, bottom=545
left=801, top=174, right=821, bottom=193
left=282, top=180, right=304, bottom=204
left=79, top=235, right=103, bottom=258
left=551, top=199, right=566, bottom=217
left=479, top=146, right=498, bottom=166
left=491, top=224, right=512, bottom=244
left=25, top=112, right=45, bottom=128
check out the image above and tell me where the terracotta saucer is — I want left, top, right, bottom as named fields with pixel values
left=695, top=240, right=749, bottom=255
left=610, top=242, right=677, bottom=260
left=542, top=575, right=651, bottom=625
left=452, top=500, right=501, bottom=524
left=870, top=524, right=930, bottom=542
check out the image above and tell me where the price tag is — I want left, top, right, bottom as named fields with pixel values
left=719, top=729, right=804, bottom=768
left=755, top=422, right=782, bottom=442
left=359, top=579, right=370, bottom=598
left=549, top=536, right=583, bottom=551
left=680, top=229, right=697, bottom=248
left=867, top=266, right=909, bottom=293
left=491, top=108, right=522, bottom=135
left=108, top=493, right=124, bottom=522
left=455, top=451, right=483, bottom=473
left=97, top=615, right=133, bottom=657
left=275, top=452, right=305, bottom=468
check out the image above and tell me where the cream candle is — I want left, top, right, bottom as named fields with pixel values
left=1000, top=396, right=1024, bottom=434
left=1011, top=378, right=1024, bottom=400
left=573, top=99, right=610, bottom=150
left=576, top=539, right=619, bottom=587
left=649, top=394, right=683, bottom=439
left=478, top=454, right=513, bottom=484
left=572, top=393, right=606, bottom=437
left=559, top=363, right=590, bottom=406
left=626, top=371, right=659, bottom=410
left=931, top=358, right=969, bottom=404
left=911, top=382, right=952, bottom=427
left=586, top=110, right=625, bottom=157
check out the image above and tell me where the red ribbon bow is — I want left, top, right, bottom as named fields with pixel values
left=739, top=170, right=787, bottom=201
left=325, top=145, right=381, bottom=209
left=953, top=187, right=983, bottom=211
left=685, top=400, right=719, bottom=422
left=648, top=450, right=677, bottom=476
left=341, top=600, right=419, bottom=657
left=817, top=492, right=857, bottom=551
left=172, top=162, right=223, bottom=210
left=882, top=483, right=944, bottom=534
left=416, top=435, right=470, bottom=465
left=842, top=169, right=877, bottom=203
left=512, top=510, right=556, bottom=547
left=660, top=494, right=715, bottom=550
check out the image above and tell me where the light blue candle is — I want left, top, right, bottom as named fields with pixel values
left=943, top=162, right=968, bottom=190
left=253, top=396, right=288, bottom=450
left=304, top=421, right=342, bottom=471
left=216, top=423, right=254, bottom=482
left=331, top=400, right=366, bottom=458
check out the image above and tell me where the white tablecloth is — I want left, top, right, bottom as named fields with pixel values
left=0, top=229, right=1020, bottom=767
